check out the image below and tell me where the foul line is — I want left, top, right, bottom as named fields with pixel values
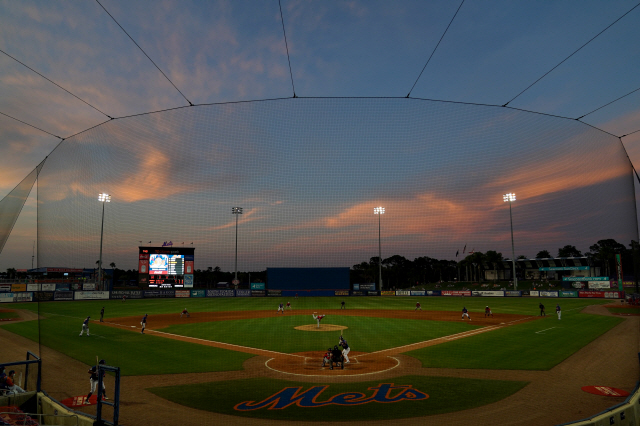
left=535, top=327, right=558, bottom=334
left=148, top=329, right=306, bottom=359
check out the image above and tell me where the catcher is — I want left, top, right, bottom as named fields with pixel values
left=321, top=348, right=332, bottom=367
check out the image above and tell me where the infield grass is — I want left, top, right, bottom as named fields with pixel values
left=148, top=375, right=529, bottom=420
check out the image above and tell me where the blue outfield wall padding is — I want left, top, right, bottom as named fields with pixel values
left=267, top=267, right=350, bottom=290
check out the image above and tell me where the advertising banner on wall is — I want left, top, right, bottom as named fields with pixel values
left=504, top=291, right=522, bottom=297
left=441, top=290, right=471, bottom=296
left=175, top=290, right=191, bottom=298
left=208, top=289, right=235, bottom=297
left=14, top=292, right=33, bottom=302
left=351, top=291, right=365, bottom=296
left=411, top=291, right=426, bottom=296
left=110, top=290, right=144, bottom=299
left=83, top=283, right=96, bottom=291
left=0, top=285, right=10, bottom=292
left=471, top=291, right=504, bottom=297
left=41, top=283, right=56, bottom=291
left=559, top=290, right=578, bottom=298
left=251, top=290, right=265, bottom=296
left=54, top=291, right=74, bottom=301
left=563, top=276, right=609, bottom=281
left=367, top=291, right=380, bottom=296
left=335, top=290, right=349, bottom=296
left=268, top=290, right=282, bottom=297
left=34, top=292, right=55, bottom=301
left=11, top=284, right=27, bottom=292
left=0, top=293, right=15, bottom=303
left=251, top=283, right=265, bottom=290
left=27, top=284, right=40, bottom=292
left=354, top=283, right=376, bottom=291
left=74, top=291, right=109, bottom=300
left=56, top=284, right=70, bottom=291
left=381, top=291, right=395, bottom=296
left=529, top=291, right=539, bottom=297
left=540, top=291, right=559, bottom=297
left=589, top=281, right=613, bottom=289
left=396, top=290, right=410, bottom=296
left=425, top=290, right=441, bottom=296
left=579, top=291, right=622, bottom=299
left=236, top=289, right=251, bottom=297
left=144, top=290, right=175, bottom=298
left=190, top=289, right=206, bottom=298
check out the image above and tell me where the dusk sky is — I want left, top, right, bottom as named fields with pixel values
left=1, top=0, right=639, bottom=272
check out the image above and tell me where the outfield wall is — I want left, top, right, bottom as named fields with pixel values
left=0, top=289, right=626, bottom=302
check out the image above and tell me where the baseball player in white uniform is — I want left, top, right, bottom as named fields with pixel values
left=312, top=313, right=326, bottom=328
left=80, top=316, right=90, bottom=336
left=339, top=336, right=350, bottom=363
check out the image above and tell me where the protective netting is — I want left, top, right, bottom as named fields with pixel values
left=34, top=98, right=636, bottom=271
left=0, top=160, right=42, bottom=254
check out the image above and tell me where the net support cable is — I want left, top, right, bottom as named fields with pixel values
left=503, top=2, right=640, bottom=107
left=621, top=129, right=640, bottom=138
left=0, top=111, right=62, bottom=139
left=577, top=85, right=640, bottom=120
left=278, top=0, right=297, bottom=97
left=95, top=0, right=194, bottom=106
left=0, top=159, right=45, bottom=255
left=0, top=48, right=113, bottom=119
left=407, top=0, right=465, bottom=98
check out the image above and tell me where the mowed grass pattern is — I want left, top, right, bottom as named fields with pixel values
left=406, top=311, right=622, bottom=370
left=159, top=315, right=480, bottom=353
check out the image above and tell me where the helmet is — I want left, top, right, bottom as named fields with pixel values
left=328, top=348, right=332, bottom=352
left=486, top=306, right=488, bottom=308
left=334, top=345, right=338, bottom=350
left=99, top=359, right=106, bottom=365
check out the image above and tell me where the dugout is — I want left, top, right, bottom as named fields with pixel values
left=266, top=267, right=349, bottom=291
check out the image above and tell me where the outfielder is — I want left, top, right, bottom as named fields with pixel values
left=556, top=304, right=561, bottom=320
left=80, top=316, right=90, bottom=336
left=141, top=314, right=148, bottom=334
left=339, top=335, right=350, bottom=363
left=461, top=307, right=471, bottom=321
left=84, top=359, right=107, bottom=404
left=312, top=312, right=326, bottom=328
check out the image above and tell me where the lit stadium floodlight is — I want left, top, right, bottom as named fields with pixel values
left=232, top=207, right=243, bottom=284
left=503, top=193, right=517, bottom=290
left=374, top=207, right=385, bottom=290
left=97, top=193, right=111, bottom=290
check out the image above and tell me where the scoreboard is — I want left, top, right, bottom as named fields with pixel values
left=138, top=246, right=194, bottom=288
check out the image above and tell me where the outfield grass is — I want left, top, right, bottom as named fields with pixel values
left=159, top=315, right=480, bottom=353
left=406, top=311, right=622, bottom=370
left=1, top=316, right=253, bottom=375
left=148, top=376, right=529, bottom=421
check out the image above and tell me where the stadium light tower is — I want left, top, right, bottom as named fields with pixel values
left=374, top=206, right=385, bottom=290
left=98, top=193, right=111, bottom=290
left=503, top=193, right=517, bottom=290
left=232, top=207, right=243, bottom=284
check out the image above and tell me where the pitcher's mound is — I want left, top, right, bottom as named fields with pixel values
left=295, top=324, right=348, bottom=332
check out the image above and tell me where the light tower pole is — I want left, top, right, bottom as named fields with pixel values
left=232, top=207, right=243, bottom=284
left=98, top=193, right=111, bottom=290
left=503, top=193, right=517, bottom=290
left=374, top=206, right=385, bottom=291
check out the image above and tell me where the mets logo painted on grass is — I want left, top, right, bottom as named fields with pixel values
left=234, top=383, right=428, bottom=410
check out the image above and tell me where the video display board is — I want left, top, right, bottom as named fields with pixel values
left=139, top=246, right=194, bottom=289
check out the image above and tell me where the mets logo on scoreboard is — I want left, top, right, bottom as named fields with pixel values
left=234, top=383, right=428, bottom=411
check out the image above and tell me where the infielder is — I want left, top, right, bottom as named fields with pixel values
left=100, top=307, right=104, bottom=322
left=80, top=316, right=91, bottom=336
left=286, top=301, right=292, bottom=310
left=339, top=336, right=350, bottom=363
left=461, top=307, right=471, bottom=321
left=84, top=359, right=107, bottom=404
left=484, top=306, right=493, bottom=317
left=140, top=314, right=148, bottom=334
left=312, top=313, right=326, bottom=328
left=277, top=303, right=285, bottom=314
left=180, top=308, right=190, bottom=318
left=556, top=304, right=561, bottom=320
left=415, top=302, right=422, bottom=311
